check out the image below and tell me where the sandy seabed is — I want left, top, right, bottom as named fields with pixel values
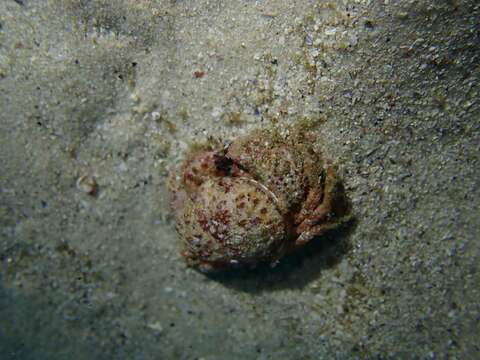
left=0, top=1, right=479, bottom=359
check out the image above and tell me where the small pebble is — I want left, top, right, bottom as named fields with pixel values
left=147, top=322, right=164, bottom=333
left=76, top=175, right=98, bottom=195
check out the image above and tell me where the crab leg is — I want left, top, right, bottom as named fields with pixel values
left=295, top=163, right=337, bottom=245
left=294, top=182, right=323, bottom=225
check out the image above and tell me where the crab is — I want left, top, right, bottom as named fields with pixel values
left=169, top=126, right=351, bottom=272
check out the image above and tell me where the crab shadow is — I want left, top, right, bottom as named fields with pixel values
left=204, top=218, right=357, bottom=293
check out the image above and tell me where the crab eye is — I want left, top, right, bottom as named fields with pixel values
left=213, top=154, right=233, bottom=174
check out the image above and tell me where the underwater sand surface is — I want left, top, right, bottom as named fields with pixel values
left=0, top=1, right=479, bottom=359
